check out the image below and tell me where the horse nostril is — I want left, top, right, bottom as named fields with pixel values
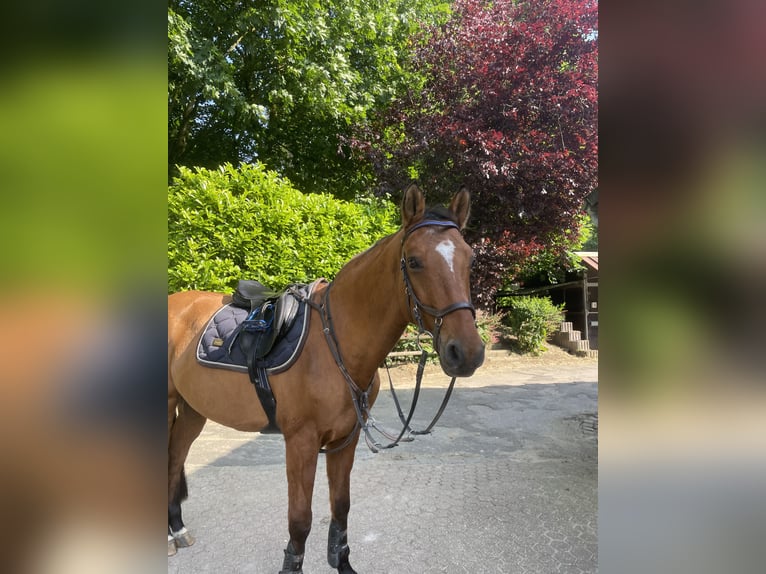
left=446, top=341, right=464, bottom=365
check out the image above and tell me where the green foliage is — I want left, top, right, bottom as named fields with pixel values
left=168, top=0, right=451, bottom=197
left=168, top=163, right=398, bottom=293
left=502, top=296, right=565, bottom=355
left=351, top=0, right=598, bottom=304
left=475, top=310, right=503, bottom=347
left=581, top=213, right=598, bottom=251
left=513, top=212, right=596, bottom=287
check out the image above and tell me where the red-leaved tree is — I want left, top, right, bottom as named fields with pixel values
left=351, top=0, right=598, bottom=307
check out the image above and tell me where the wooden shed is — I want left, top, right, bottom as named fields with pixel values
left=563, top=251, right=598, bottom=350
left=497, top=251, right=599, bottom=350
left=536, top=252, right=598, bottom=350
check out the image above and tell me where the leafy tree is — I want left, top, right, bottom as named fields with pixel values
left=514, top=212, right=597, bottom=288
left=352, top=0, right=598, bottom=306
left=168, top=0, right=450, bottom=197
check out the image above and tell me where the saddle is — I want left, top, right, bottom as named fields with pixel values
left=230, top=280, right=301, bottom=361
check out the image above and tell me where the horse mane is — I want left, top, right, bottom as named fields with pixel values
left=420, top=205, right=458, bottom=225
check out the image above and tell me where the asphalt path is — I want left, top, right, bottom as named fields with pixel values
left=168, top=352, right=598, bottom=574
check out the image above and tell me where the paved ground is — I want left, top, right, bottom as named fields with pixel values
left=168, top=349, right=598, bottom=574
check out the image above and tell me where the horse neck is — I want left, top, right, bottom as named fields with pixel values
left=326, top=231, right=410, bottom=386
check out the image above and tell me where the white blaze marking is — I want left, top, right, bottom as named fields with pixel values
left=435, top=239, right=456, bottom=274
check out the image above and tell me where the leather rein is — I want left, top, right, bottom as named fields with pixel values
left=308, top=219, right=475, bottom=454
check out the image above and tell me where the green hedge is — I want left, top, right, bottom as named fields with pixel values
left=502, top=296, right=565, bottom=355
left=168, top=163, right=398, bottom=293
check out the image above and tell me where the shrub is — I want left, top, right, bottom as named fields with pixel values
left=475, top=310, right=503, bottom=347
left=168, top=163, right=398, bottom=293
left=502, top=296, right=565, bottom=355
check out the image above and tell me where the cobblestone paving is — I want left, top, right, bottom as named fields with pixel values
left=169, top=360, right=597, bottom=574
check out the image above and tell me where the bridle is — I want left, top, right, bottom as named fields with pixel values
left=310, top=219, right=477, bottom=454
left=400, top=219, right=476, bottom=350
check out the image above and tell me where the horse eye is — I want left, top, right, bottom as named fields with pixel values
left=407, top=256, right=422, bottom=270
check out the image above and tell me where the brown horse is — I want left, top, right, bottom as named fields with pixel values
left=167, top=185, right=485, bottom=573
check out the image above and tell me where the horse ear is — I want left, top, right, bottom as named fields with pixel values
left=401, top=184, right=425, bottom=228
left=449, top=187, right=471, bottom=230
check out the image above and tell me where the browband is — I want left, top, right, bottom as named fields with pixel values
left=403, top=219, right=460, bottom=240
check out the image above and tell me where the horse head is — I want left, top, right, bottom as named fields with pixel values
left=400, top=185, right=486, bottom=377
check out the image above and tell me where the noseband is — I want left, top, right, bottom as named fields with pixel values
left=400, top=219, right=476, bottom=351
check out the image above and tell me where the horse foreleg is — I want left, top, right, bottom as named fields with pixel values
left=281, top=433, right=320, bottom=574
left=168, top=398, right=206, bottom=554
left=325, top=432, right=361, bottom=574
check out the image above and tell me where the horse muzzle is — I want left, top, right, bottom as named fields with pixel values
left=439, top=337, right=485, bottom=377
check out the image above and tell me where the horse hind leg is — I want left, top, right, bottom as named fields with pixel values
left=168, top=468, right=190, bottom=555
left=168, top=397, right=206, bottom=555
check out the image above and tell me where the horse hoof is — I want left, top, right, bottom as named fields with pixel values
left=168, top=537, right=177, bottom=556
left=172, top=527, right=195, bottom=548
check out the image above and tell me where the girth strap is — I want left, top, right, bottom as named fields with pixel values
left=249, top=366, right=280, bottom=433
left=238, top=284, right=307, bottom=434
left=242, top=307, right=281, bottom=433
